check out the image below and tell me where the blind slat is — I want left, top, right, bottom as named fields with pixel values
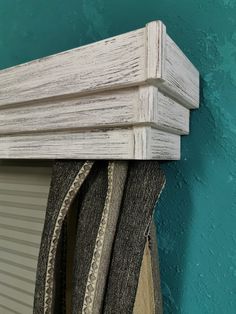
left=0, top=283, right=34, bottom=307
left=0, top=293, right=32, bottom=314
left=0, top=161, right=52, bottom=312
left=0, top=272, right=35, bottom=294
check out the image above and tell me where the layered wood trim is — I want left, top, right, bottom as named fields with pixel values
left=0, top=127, right=180, bottom=160
left=0, top=20, right=199, bottom=160
left=0, top=86, right=189, bottom=136
left=160, top=35, right=199, bottom=109
left=0, top=21, right=199, bottom=109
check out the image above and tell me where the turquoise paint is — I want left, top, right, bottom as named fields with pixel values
left=0, top=1, right=235, bottom=313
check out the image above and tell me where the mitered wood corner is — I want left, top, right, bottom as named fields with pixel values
left=0, top=21, right=199, bottom=160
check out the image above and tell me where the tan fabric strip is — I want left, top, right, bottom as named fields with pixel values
left=133, top=222, right=163, bottom=314
left=133, top=241, right=156, bottom=314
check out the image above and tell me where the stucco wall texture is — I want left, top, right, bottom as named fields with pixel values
left=0, top=0, right=235, bottom=313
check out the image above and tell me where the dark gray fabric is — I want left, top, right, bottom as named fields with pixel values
left=71, top=161, right=108, bottom=314
left=33, top=160, right=165, bottom=314
left=54, top=218, right=67, bottom=314
left=33, top=160, right=87, bottom=314
left=90, top=162, right=128, bottom=314
left=102, top=161, right=165, bottom=314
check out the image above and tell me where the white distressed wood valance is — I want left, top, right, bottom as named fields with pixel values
left=0, top=21, right=199, bottom=160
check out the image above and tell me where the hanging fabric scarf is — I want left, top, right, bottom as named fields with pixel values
left=34, top=160, right=165, bottom=314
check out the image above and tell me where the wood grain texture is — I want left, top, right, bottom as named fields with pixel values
left=160, top=35, right=199, bottom=109
left=0, top=20, right=199, bottom=160
left=155, top=90, right=189, bottom=134
left=0, top=127, right=180, bottom=160
left=146, top=20, right=166, bottom=81
left=0, top=88, right=138, bottom=134
left=0, top=21, right=199, bottom=109
left=146, top=127, right=180, bottom=160
left=0, top=28, right=146, bottom=107
left=0, top=86, right=189, bottom=136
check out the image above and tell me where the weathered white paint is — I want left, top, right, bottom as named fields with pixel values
left=160, top=35, right=199, bottom=109
left=0, top=21, right=199, bottom=109
left=0, top=127, right=180, bottom=160
left=0, top=20, right=199, bottom=160
left=0, top=86, right=189, bottom=135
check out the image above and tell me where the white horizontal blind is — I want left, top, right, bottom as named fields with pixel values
left=0, top=161, right=52, bottom=314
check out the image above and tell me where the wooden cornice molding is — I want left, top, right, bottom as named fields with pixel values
left=0, top=21, right=199, bottom=160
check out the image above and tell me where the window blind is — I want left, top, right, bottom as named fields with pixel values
left=0, top=161, right=52, bottom=314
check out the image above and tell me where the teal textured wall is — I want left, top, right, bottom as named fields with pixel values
left=0, top=1, right=235, bottom=313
